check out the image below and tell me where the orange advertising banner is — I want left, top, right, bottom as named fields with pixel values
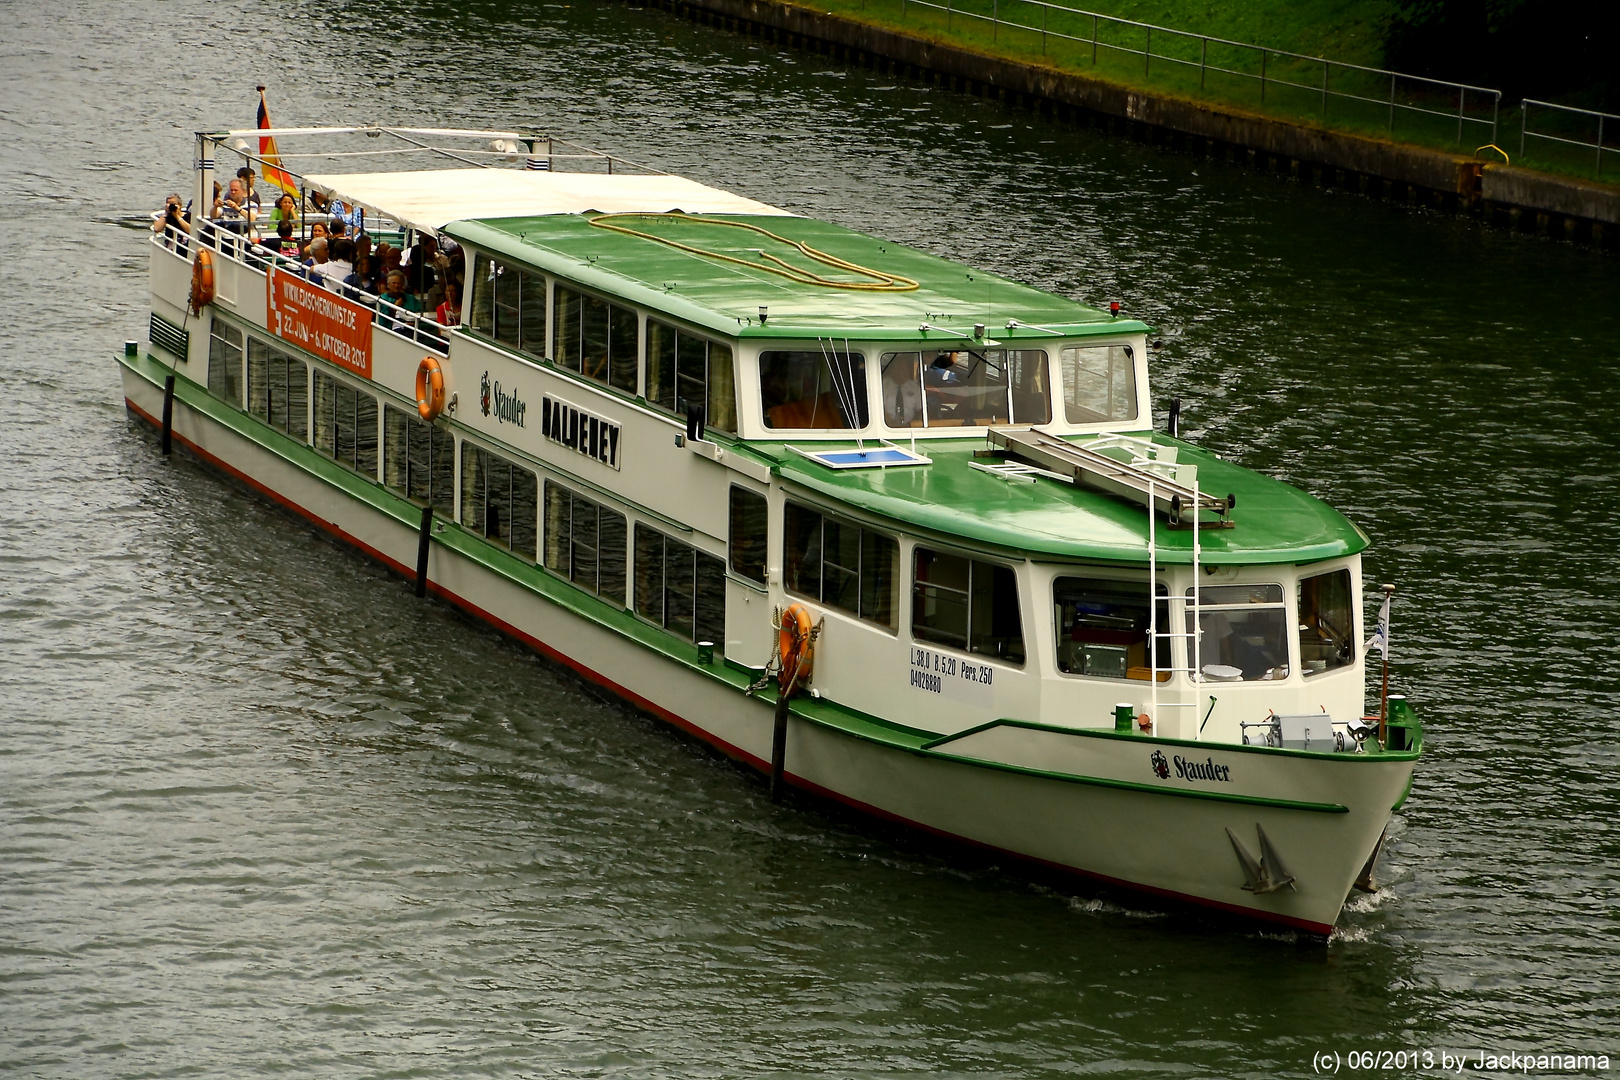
left=266, top=265, right=374, bottom=379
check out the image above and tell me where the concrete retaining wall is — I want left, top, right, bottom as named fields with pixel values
left=639, top=0, right=1619, bottom=246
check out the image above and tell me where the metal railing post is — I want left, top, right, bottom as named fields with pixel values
left=1041, top=2, right=1047, bottom=54
left=1520, top=100, right=1528, bottom=159
left=1598, top=114, right=1606, bottom=179
left=1492, top=92, right=1499, bottom=146
left=1092, top=14, right=1098, bottom=65
left=1259, top=49, right=1266, bottom=103
left=1456, top=85, right=1465, bottom=144
left=1145, top=26, right=1151, bottom=76
left=992, top=0, right=997, bottom=43
left=1388, top=72, right=1396, bottom=132
left=946, top=0, right=951, bottom=32
left=1200, top=36, right=1207, bottom=90
left=1322, top=62, right=1329, bottom=118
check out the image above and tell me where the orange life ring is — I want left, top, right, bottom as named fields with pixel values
left=189, top=249, right=215, bottom=314
left=415, top=356, right=445, bottom=421
left=778, top=602, right=815, bottom=693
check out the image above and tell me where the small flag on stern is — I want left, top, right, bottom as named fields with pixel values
left=256, top=87, right=298, bottom=197
left=1365, top=590, right=1390, bottom=659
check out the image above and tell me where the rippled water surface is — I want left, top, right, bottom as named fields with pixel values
left=4, top=1, right=1619, bottom=1075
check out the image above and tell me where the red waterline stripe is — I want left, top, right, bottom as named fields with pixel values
left=128, top=395, right=1336, bottom=938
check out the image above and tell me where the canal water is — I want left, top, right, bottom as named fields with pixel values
left=4, top=1, right=1618, bottom=1075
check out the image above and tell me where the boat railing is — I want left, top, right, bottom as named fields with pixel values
left=164, top=221, right=454, bottom=356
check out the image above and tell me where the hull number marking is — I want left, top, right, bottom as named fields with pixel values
left=909, top=646, right=994, bottom=707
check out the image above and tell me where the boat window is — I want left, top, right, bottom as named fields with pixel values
left=382, top=405, right=454, bottom=517
left=783, top=501, right=898, bottom=629
left=1059, top=344, right=1137, bottom=424
left=1053, top=577, right=1170, bottom=679
left=208, top=319, right=243, bottom=407
left=462, top=444, right=539, bottom=562
left=312, top=370, right=378, bottom=478
left=247, top=336, right=309, bottom=441
left=728, top=486, right=768, bottom=585
left=646, top=320, right=736, bottom=434
left=471, top=254, right=547, bottom=357
left=554, top=285, right=638, bottom=394
left=759, top=350, right=868, bottom=429
left=542, top=483, right=625, bottom=601
left=633, top=523, right=726, bottom=647
left=879, top=349, right=1049, bottom=428
left=1184, top=583, right=1288, bottom=681
left=912, top=548, right=1024, bottom=663
left=1298, top=568, right=1355, bottom=676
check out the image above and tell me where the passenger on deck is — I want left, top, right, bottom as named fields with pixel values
left=344, top=253, right=380, bottom=297
left=235, top=166, right=262, bottom=209
left=259, top=220, right=297, bottom=257
left=327, top=216, right=347, bottom=241
left=321, top=238, right=355, bottom=290
left=303, top=236, right=330, bottom=281
left=215, top=178, right=253, bottom=235
left=153, top=193, right=191, bottom=251
left=269, top=193, right=298, bottom=227
left=435, top=280, right=462, bottom=327
left=378, top=270, right=423, bottom=331
left=403, top=234, right=440, bottom=300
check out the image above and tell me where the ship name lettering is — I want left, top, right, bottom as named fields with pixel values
left=1173, top=755, right=1231, bottom=783
left=541, top=395, right=621, bottom=470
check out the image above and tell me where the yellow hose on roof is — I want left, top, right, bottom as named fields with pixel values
left=588, top=212, right=920, bottom=292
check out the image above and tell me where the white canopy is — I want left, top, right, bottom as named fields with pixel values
left=300, top=168, right=791, bottom=232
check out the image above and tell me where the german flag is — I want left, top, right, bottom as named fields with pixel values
left=256, top=87, right=299, bottom=197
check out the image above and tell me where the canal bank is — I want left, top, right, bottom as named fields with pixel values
left=636, top=0, right=1620, bottom=247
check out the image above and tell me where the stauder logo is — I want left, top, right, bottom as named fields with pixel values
left=1150, top=750, right=1170, bottom=780
left=479, top=371, right=527, bottom=426
left=480, top=371, right=492, bottom=417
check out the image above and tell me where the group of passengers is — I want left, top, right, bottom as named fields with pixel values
left=155, top=165, right=465, bottom=329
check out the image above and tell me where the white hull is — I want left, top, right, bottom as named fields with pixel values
left=122, top=359, right=1414, bottom=936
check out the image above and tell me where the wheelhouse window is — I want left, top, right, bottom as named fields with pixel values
left=1185, top=584, right=1288, bottom=681
left=1059, top=344, right=1137, bottom=424
left=1298, top=568, right=1355, bottom=676
left=879, top=349, right=1049, bottom=428
left=208, top=319, right=243, bottom=407
left=462, top=444, right=539, bottom=561
left=554, top=285, right=637, bottom=393
left=1053, top=577, right=1170, bottom=679
left=313, top=370, right=378, bottom=478
left=469, top=254, right=546, bottom=357
left=646, top=320, right=736, bottom=434
left=913, top=549, right=1024, bottom=664
left=759, top=349, right=868, bottom=429
left=634, top=524, right=725, bottom=647
left=782, top=501, right=897, bottom=628
left=729, top=486, right=768, bottom=586
left=246, top=337, right=309, bottom=441
left=383, top=404, right=454, bottom=517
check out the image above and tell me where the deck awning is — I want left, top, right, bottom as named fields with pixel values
left=299, top=168, right=792, bottom=233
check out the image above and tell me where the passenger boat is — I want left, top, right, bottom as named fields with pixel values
left=122, top=123, right=1422, bottom=936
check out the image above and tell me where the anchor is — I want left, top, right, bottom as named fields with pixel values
left=1226, top=824, right=1297, bottom=894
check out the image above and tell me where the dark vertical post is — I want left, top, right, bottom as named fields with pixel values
left=1378, top=583, right=1395, bottom=746
left=415, top=504, right=433, bottom=598
left=1167, top=397, right=1181, bottom=438
left=161, top=374, right=176, bottom=455
left=769, top=691, right=792, bottom=802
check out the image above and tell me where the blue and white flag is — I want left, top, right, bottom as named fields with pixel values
left=1365, top=592, right=1390, bottom=659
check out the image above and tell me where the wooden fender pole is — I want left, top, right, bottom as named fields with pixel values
left=415, top=504, right=433, bottom=598
left=160, top=374, right=176, bottom=456
left=769, top=688, right=792, bottom=803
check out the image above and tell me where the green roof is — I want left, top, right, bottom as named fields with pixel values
left=446, top=213, right=1150, bottom=342
left=753, top=436, right=1367, bottom=566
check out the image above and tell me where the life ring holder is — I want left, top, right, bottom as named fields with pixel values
left=777, top=602, right=816, bottom=694
left=415, top=356, right=446, bottom=421
left=189, top=249, right=215, bottom=314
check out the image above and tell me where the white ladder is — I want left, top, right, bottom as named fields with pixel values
left=1148, top=473, right=1205, bottom=739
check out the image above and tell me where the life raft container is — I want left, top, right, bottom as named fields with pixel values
left=778, top=602, right=815, bottom=693
left=189, top=249, right=215, bottom=314
left=415, top=356, right=445, bottom=421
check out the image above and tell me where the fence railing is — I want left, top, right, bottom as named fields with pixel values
left=888, top=0, right=1501, bottom=145
left=177, top=223, right=455, bottom=356
left=1521, top=99, right=1617, bottom=180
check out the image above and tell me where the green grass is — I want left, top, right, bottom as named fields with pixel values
left=815, top=0, right=1617, bottom=185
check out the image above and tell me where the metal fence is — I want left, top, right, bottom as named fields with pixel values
left=891, top=0, right=1501, bottom=145
left=1521, top=99, right=1617, bottom=180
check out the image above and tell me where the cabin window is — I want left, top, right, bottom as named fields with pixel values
left=208, top=319, right=243, bottom=407
left=471, top=254, right=546, bottom=357
left=313, top=370, right=378, bottom=478
left=383, top=405, right=454, bottom=517
left=1298, top=569, right=1355, bottom=676
left=759, top=350, right=868, bottom=429
left=1184, top=584, right=1288, bottom=681
left=913, top=549, right=1025, bottom=664
left=646, top=320, right=736, bottom=433
left=633, top=524, right=726, bottom=647
left=543, top=483, right=627, bottom=604
left=246, top=337, right=309, bottom=441
left=879, top=349, right=1049, bottom=428
left=1060, top=344, right=1137, bottom=424
left=1053, top=577, right=1170, bottom=679
left=462, top=444, right=539, bottom=561
left=781, top=502, right=898, bottom=628
left=729, top=486, right=768, bottom=585
left=555, top=285, right=637, bottom=393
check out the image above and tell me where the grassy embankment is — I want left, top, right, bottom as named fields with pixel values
left=814, top=0, right=1613, bottom=183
